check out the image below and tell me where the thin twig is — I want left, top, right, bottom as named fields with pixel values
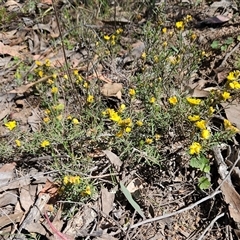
left=197, top=212, right=225, bottom=240
left=51, top=0, right=82, bottom=106
left=218, top=42, right=240, bottom=68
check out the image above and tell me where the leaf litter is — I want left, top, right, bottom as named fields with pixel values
left=1, top=0, right=240, bottom=239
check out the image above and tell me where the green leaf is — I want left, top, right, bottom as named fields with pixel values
left=198, top=176, right=211, bottom=190
left=225, top=37, right=234, bottom=45
left=237, top=35, right=240, bottom=42
left=120, top=181, right=145, bottom=219
left=190, top=156, right=210, bottom=173
left=221, top=45, right=227, bottom=52
left=211, top=40, right=220, bottom=49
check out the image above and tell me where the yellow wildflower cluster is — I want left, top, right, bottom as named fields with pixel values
left=227, top=71, right=240, bottom=90
left=189, top=142, right=202, bottom=155
left=35, top=59, right=52, bottom=78
left=63, top=175, right=81, bottom=185
left=186, top=97, right=201, bottom=105
left=102, top=106, right=133, bottom=137
left=168, top=55, right=180, bottom=65
left=223, top=119, right=239, bottom=133
left=183, top=15, right=192, bottom=23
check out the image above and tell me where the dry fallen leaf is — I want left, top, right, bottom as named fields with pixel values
left=0, top=163, right=16, bottom=188
left=126, top=178, right=143, bottom=193
left=221, top=100, right=240, bottom=129
left=101, top=187, right=115, bottom=215
left=123, top=40, right=145, bottom=64
left=19, top=186, right=34, bottom=212
left=220, top=180, right=240, bottom=223
left=103, top=150, right=122, bottom=171
left=0, top=42, right=26, bottom=59
left=28, top=108, right=42, bottom=132
left=101, top=83, right=123, bottom=99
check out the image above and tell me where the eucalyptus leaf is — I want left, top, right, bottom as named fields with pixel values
left=120, top=181, right=145, bottom=219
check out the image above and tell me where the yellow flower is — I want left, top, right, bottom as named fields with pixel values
left=111, top=40, right=116, bottom=45
left=118, top=118, right=132, bottom=127
left=136, top=120, right=143, bottom=126
left=168, top=31, right=173, bottom=37
left=45, top=109, right=51, bottom=115
left=35, top=60, right=42, bottom=66
left=125, top=127, right=132, bottom=133
left=43, top=117, right=50, bottom=123
left=184, top=15, right=192, bottom=22
left=176, top=21, right=184, bottom=30
left=52, top=73, right=57, bottom=79
left=63, top=74, right=68, bottom=80
left=145, top=138, right=153, bottom=144
left=116, top=28, right=123, bottom=34
left=227, top=72, right=236, bottom=81
left=168, top=96, right=178, bottom=105
left=129, top=88, right=136, bottom=96
left=191, top=33, right=197, bottom=41
left=4, top=121, right=17, bottom=130
left=67, top=115, right=72, bottom=120
left=224, top=119, right=232, bottom=129
left=168, top=55, right=180, bottom=65
left=118, top=104, right=126, bottom=113
left=63, top=176, right=69, bottom=185
left=229, top=81, right=240, bottom=89
left=84, top=186, right=91, bottom=195
left=209, top=107, right=215, bottom=115
left=109, top=112, right=121, bottom=122
left=15, top=139, right=21, bottom=147
left=83, top=81, right=89, bottom=88
left=38, top=70, right=43, bottom=78
left=153, top=55, right=159, bottom=63
left=155, top=134, right=161, bottom=140
left=51, top=86, right=58, bottom=94
left=72, top=118, right=79, bottom=125
left=149, top=97, right=156, bottom=103
left=47, top=79, right=54, bottom=85
left=104, top=35, right=110, bottom=41
left=223, top=119, right=239, bottom=132
left=87, top=95, right=94, bottom=103
left=195, top=120, right=207, bottom=130
left=141, top=52, right=146, bottom=59
left=116, top=130, right=124, bottom=137
left=201, top=129, right=211, bottom=139
left=45, top=59, right=51, bottom=67
left=189, top=142, right=202, bottom=155
left=162, top=41, right=168, bottom=47
left=41, top=140, right=50, bottom=148
left=188, top=115, right=200, bottom=122
left=57, top=115, right=63, bottom=121
left=63, top=176, right=80, bottom=185
left=221, top=91, right=231, bottom=101
left=73, top=69, right=79, bottom=76
left=186, top=97, right=201, bottom=105
left=162, top=27, right=167, bottom=34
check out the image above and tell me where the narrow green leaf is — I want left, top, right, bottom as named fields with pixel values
left=120, top=181, right=145, bottom=219
left=198, top=176, right=211, bottom=190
